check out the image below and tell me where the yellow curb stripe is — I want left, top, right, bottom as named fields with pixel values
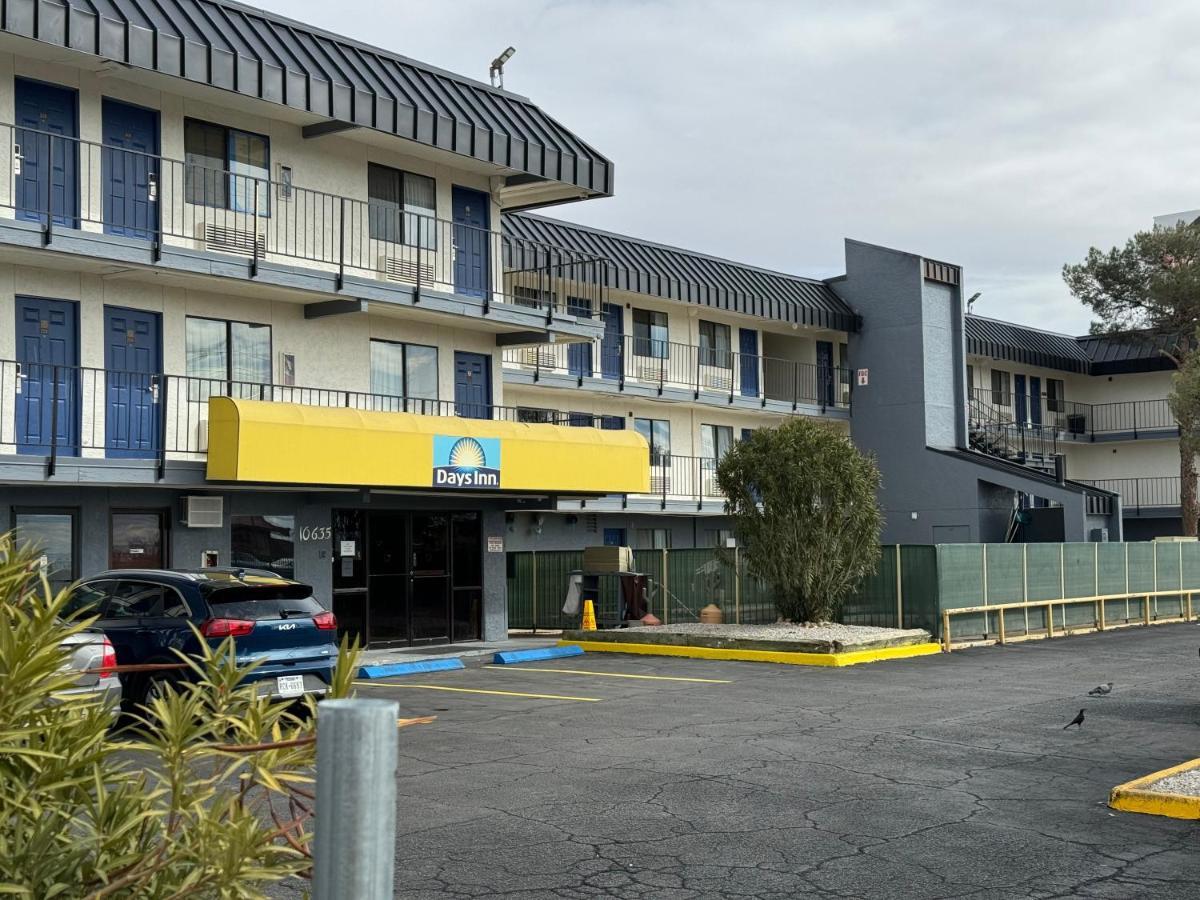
left=483, top=665, right=731, bottom=683
left=557, top=640, right=943, bottom=667
left=353, top=681, right=601, bottom=702
left=1109, top=757, right=1200, bottom=820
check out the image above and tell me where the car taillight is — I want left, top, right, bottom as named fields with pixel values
left=313, top=610, right=337, bottom=631
left=98, top=638, right=117, bottom=677
left=201, top=618, right=256, bottom=638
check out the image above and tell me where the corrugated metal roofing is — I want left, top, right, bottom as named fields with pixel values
left=965, top=315, right=1091, bottom=373
left=1, top=0, right=612, bottom=196
left=504, top=213, right=858, bottom=331
left=1076, top=332, right=1180, bottom=375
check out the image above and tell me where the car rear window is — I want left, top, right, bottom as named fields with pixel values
left=203, top=584, right=323, bottom=621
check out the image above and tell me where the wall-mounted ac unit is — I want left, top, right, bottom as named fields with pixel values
left=633, top=360, right=665, bottom=383
left=699, top=365, right=732, bottom=392
left=518, top=346, right=558, bottom=369
left=184, top=495, right=224, bottom=528
left=649, top=473, right=672, bottom=495
left=379, top=255, right=435, bottom=285
left=199, top=222, right=264, bottom=257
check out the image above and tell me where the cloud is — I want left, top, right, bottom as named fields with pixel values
left=266, top=0, right=1200, bottom=336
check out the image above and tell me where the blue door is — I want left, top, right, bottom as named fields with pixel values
left=454, top=352, right=492, bottom=420
left=15, top=79, right=79, bottom=227
left=739, top=328, right=759, bottom=398
left=102, top=99, right=159, bottom=240
left=1014, top=374, right=1027, bottom=424
left=104, top=306, right=162, bottom=459
left=600, top=303, right=624, bottom=379
left=452, top=187, right=489, bottom=299
left=603, top=528, right=627, bottom=547
left=15, top=297, right=79, bottom=455
left=816, top=341, right=835, bottom=406
left=1028, top=376, right=1042, bottom=427
left=567, top=299, right=593, bottom=377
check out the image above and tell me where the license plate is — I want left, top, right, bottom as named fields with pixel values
left=276, top=675, right=305, bottom=698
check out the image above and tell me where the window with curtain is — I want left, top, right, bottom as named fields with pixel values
left=184, top=118, right=270, bottom=214
left=370, top=340, right=439, bottom=412
left=1046, top=378, right=1065, bottom=413
left=632, top=309, right=669, bottom=358
left=698, top=320, right=731, bottom=368
left=633, top=417, right=671, bottom=464
left=991, top=369, right=1010, bottom=406
left=367, top=163, right=436, bottom=248
left=185, top=317, right=271, bottom=399
left=701, top=424, right=734, bottom=460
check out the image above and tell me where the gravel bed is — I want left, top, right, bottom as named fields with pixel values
left=1148, top=769, right=1200, bottom=797
left=620, top=622, right=929, bottom=643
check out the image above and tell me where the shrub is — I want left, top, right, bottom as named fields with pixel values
left=0, top=533, right=360, bottom=898
left=715, top=418, right=882, bottom=622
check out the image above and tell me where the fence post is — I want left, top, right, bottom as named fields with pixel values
left=47, top=365, right=60, bottom=478
left=1095, top=542, right=1103, bottom=631
left=1153, top=544, right=1159, bottom=621
left=1125, top=541, right=1131, bottom=623
left=313, top=699, right=399, bottom=900
left=336, top=196, right=346, bottom=292
left=250, top=180, right=260, bottom=278
left=894, top=544, right=903, bottom=628
left=661, top=548, right=669, bottom=625
left=733, top=545, right=741, bottom=625
left=981, top=544, right=989, bottom=636
left=1059, top=544, right=1066, bottom=632
left=1022, top=543, right=1030, bottom=636
left=43, top=135, right=53, bottom=245
left=531, top=550, right=538, bottom=633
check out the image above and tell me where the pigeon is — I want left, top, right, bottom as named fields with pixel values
left=1063, top=709, right=1085, bottom=730
left=1088, top=682, right=1113, bottom=697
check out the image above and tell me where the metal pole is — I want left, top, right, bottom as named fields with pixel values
left=894, top=544, right=903, bottom=628
left=313, top=698, right=399, bottom=900
left=733, top=545, right=741, bottom=625
left=662, top=547, right=669, bottom=624
left=531, top=549, right=538, bottom=633
left=981, top=544, right=989, bottom=636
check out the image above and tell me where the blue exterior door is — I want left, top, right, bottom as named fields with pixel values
left=600, top=303, right=624, bottom=379
left=1028, top=376, right=1042, bottom=427
left=15, top=297, right=79, bottom=455
left=1014, top=374, right=1028, bottom=424
left=816, top=341, right=835, bottom=406
left=454, top=352, right=492, bottom=420
left=15, top=78, right=79, bottom=227
left=452, top=186, right=489, bottom=299
left=603, top=528, right=627, bottom=547
left=104, top=306, right=162, bottom=459
left=739, top=328, right=759, bottom=397
left=567, top=299, right=593, bottom=377
left=102, top=99, right=159, bottom=239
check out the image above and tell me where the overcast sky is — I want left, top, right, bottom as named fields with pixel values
left=267, top=0, right=1200, bottom=335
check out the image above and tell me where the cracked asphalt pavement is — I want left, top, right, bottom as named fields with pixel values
left=292, top=623, right=1200, bottom=898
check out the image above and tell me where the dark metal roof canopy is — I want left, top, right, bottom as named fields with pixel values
left=965, top=315, right=1091, bottom=373
left=504, top=213, right=858, bottom=332
left=2, top=0, right=612, bottom=197
left=1076, top=332, right=1180, bottom=375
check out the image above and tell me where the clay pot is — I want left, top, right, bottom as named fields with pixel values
left=699, top=603, right=723, bottom=624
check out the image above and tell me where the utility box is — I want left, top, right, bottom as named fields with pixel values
left=1090, top=528, right=1110, bottom=543
left=582, top=545, right=634, bottom=573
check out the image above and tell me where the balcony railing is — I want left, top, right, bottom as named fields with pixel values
left=1078, top=476, right=1182, bottom=515
left=969, top=388, right=1177, bottom=439
left=0, top=359, right=632, bottom=475
left=503, top=335, right=852, bottom=409
left=0, top=123, right=607, bottom=317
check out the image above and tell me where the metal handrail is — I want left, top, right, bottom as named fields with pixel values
left=1, top=121, right=608, bottom=317
left=503, top=335, right=852, bottom=409
left=968, top=387, right=1177, bottom=438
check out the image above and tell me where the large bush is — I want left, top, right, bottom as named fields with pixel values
left=716, top=418, right=882, bottom=622
left=0, top=533, right=359, bottom=898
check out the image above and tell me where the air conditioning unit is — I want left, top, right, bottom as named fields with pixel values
left=701, top=471, right=719, bottom=497
left=379, top=255, right=435, bottom=285
left=183, top=495, right=224, bottom=528
left=633, top=360, right=665, bottom=383
left=200, top=222, right=264, bottom=257
left=699, top=365, right=732, bottom=392
left=518, top=346, right=558, bottom=369
left=649, top=473, right=672, bottom=495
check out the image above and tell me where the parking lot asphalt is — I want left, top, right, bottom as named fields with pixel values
left=298, top=623, right=1200, bottom=898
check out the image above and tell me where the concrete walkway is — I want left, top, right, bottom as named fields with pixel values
left=354, top=633, right=561, bottom=668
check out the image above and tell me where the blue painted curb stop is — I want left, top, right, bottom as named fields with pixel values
left=358, top=658, right=466, bottom=679
left=492, top=645, right=585, bottom=665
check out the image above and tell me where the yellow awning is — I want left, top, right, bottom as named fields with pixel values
left=205, top=398, right=650, bottom=495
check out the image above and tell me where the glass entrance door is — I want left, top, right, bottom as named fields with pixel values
left=410, top=513, right=449, bottom=644
left=367, top=511, right=409, bottom=645
left=109, top=510, right=166, bottom=568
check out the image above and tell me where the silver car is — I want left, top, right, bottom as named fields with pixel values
left=54, top=629, right=122, bottom=719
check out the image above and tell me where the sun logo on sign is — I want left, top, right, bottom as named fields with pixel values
left=448, top=437, right=487, bottom=472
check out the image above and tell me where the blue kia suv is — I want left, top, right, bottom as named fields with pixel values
left=61, top=568, right=338, bottom=707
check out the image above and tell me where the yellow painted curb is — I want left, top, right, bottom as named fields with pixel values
left=557, top=640, right=943, bottom=667
left=1109, top=757, right=1200, bottom=820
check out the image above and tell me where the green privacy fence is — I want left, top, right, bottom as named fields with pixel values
left=506, top=545, right=938, bottom=633
left=508, top=540, right=1200, bottom=642
left=938, top=540, right=1200, bottom=644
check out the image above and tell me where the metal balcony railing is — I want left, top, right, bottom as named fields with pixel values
left=503, top=335, right=852, bottom=409
left=969, top=388, right=1177, bottom=439
left=0, top=123, right=607, bottom=317
left=1078, top=476, right=1182, bottom=515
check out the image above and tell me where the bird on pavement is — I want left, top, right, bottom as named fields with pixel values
left=1063, top=709, right=1085, bottom=730
left=1088, top=682, right=1113, bottom=697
